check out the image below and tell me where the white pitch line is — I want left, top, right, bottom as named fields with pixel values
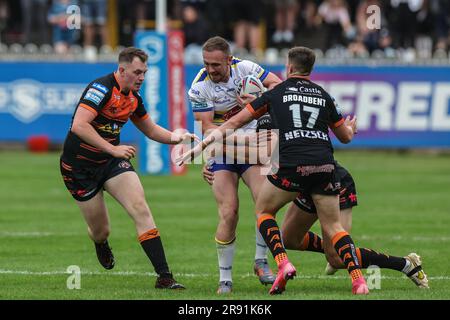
left=358, top=235, right=450, bottom=242
left=0, top=232, right=54, bottom=237
left=0, top=269, right=449, bottom=281
left=0, top=232, right=80, bottom=237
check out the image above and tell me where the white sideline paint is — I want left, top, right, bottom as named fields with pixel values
left=0, top=232, right=54, bottom=237
left=0, top=231, right=79, bottom=237
left=358, top=235, right=450, bottom=242
left=0, top=269, right=449, bottom=281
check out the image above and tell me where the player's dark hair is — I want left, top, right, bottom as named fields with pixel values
left=118, top=47, right=148, bottom=64
left=202, top=36, right=231, bottom=56
left=288, top=47, right=316, bottom=75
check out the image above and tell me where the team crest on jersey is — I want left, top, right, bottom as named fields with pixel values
left=108, top=106, right=118, bottom=114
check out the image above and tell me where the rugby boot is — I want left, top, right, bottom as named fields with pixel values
left=324, top=262, right=339, bottom=275
left=94, top=240, right=115, bottom=270
left=352, top=277, right=369, bottom=295
left=216, top=281, right=233, bottom=294
left=254, top=258, right=275, bottom=285
left=155, top=272, right=186, bottom=289
left=403, top=253, right=429, bottom=288
left=269, top=260, right=296, bottom=295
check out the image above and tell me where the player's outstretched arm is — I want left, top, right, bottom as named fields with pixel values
left=132, top=116, right=199, bottom=145
left=72, top=107, right=136, bottom=159
left=177, top=107, right=255, bottom=165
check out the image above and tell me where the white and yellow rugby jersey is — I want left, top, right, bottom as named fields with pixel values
left=188, top=57, right=269, bottom=129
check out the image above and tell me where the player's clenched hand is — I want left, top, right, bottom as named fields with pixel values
left=202, top=163, right=214, bottom=185
left=111, top=145, right=136, bottom=159
left=236, top=93, right=257, bottom=108
left=344, top=115, right=357, bottom=135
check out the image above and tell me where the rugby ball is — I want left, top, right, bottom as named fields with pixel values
left=236, top=75, right=265, bottom=97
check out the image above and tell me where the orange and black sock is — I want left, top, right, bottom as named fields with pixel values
left=356, top=248, right=407, bottom=271
left=257, top=214, right=288, bottom=266
left=300, top=231, right=324, bottom=253
left=138, top=228, right=170, bottom=275
left=332, top=231, right=363, bottom=281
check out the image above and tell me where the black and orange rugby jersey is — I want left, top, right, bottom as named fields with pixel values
left=247, top=76, right=344, bottom=167
left=62, top=73, right=148, bottom=165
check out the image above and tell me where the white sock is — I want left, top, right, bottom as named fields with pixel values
left=255, top=224, right=268, bottom=261
left=216, top=238, right=236, bottom=282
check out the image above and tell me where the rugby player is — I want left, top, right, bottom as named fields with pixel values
left=188, top=36, right=282, bottom=294
left=179, top=46, right=369, bottom=295
left=203, top=113, right=429, bottom=289
left=60, top=47, right=197, bottom=290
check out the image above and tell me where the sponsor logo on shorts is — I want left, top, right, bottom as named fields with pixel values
left=118, top=160, right=131, bottom=169
left=296, top=164, right=335, bottom=176
left=77, top=188, right=97, bottom=198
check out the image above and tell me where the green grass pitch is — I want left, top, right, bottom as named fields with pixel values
left=0, top=150, right=449, bottom=300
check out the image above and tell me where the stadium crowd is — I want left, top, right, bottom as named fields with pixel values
left=0, top=0, right=449, bottom=62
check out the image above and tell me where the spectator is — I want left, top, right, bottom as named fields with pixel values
left=181, top=3, right=208, bottom=46
left=181, top=4, right=209, bottom=63
left=431, top=0, right=450, bottom=51
left=117, top=0, right=176, bottom=46
left=229, top=0, right=264, bottom=56
left=48, top=0, right=80, bottom=54
left=348, top=0, right=392, bottom=55
left=318, top=0, right=356, bottom=49
left=81, top=0, right=108, bottom=44
left=0, top=0, right=8, bottom=43
left=204, top=0, right=232, bottom=40
left=81, top=0, right=108, bottom=60
left=271, top=0, right=299, bottom=46
left=21, top=0, right=50, bottom=45
left=301, top=0, right=322, bottom=30
left=388, top=0, right=423, bottom=48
